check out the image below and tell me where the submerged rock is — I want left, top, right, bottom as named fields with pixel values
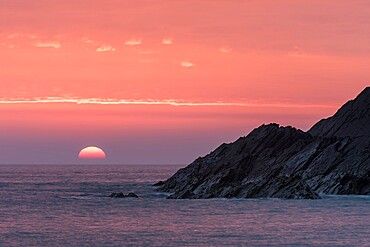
left=109, top=192, right=139, bottom=198
left=127, top=192, right=139, bottom=198
left=157, top=87, right=370, bottom=199
left=109, top=192, right=125, bottom=198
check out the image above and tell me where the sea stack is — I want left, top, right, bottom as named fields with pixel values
left=157, top=87, right=370, bottom=199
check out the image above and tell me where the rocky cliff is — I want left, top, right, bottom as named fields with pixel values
left=157, top=87, right=370, bottom=199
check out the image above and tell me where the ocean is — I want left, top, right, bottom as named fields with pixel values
left=0, top=164, right=369, bottom=246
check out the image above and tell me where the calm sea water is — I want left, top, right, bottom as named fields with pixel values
left=0, top=165, right=369, bottom=247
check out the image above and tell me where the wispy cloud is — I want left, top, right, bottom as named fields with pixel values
left=162, top=38, right=173, bottom=45
left=125, top=38, right=142, bottom=46
left=80, top=36, right=95, bottom=44
left=220, top=47, right=232, bottom=53
left=287, top=46, right=305, bottom=57
left=33, top=42, right=61, bottom=49
left=181, top=61, right=195, bottom=68
left=96, top=45, right=116, bottom=52
left=1, top=42, right=16, bottom=49
left=7, top=33, right=18, bottom=39
left=286, top=46, right=322, bottom=58
left=7, top=33, right=37, bottom=39
left=0, top=97, right=339, bottom=108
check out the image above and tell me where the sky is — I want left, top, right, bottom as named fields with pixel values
left=0, top=0, right=369, bottom=164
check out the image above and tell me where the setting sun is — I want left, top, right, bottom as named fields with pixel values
left=78, top=146, right=106, bottom=159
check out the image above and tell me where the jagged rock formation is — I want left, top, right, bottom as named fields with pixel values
left=157, top=87, right=370, bottom=199
left=309, top=87, right=370, bottom=138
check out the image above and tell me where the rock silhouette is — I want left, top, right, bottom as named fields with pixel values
left=157, top=87, right=370, bottom=199
left=109, top=192, right=139, bottom=198
left=153, top=181, right=165, bottom=186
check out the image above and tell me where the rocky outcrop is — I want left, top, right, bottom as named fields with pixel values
left=109, top=192, right=139, bottom=198
left=157, top=87, right=370, bottom=199
left=309, top=87, right=370, bottom=138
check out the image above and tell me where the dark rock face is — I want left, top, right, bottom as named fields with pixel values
left=109, top=192, right=139, bottom=198
left=309, top=87, right=370, bottom=138
left=153, top=181, right=165, bottom=186
left=157, top=87, right=370, bottom=199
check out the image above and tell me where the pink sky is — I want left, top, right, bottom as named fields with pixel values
left=0, top=0, right=369, bottom=164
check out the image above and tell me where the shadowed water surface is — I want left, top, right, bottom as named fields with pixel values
left=0, top=165, right=369, bottom=246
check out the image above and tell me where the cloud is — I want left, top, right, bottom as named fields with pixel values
left=0, top=96, right=339, bottom=109
left=181, top=61, right=195, bottom=68
left=220, top=47, right=232, bottom=53
left=287, top=46, right=304, bottom=57
left=80, top=36, right=95, bottom=44
left=96, top=45, right=116, bottom=52
left=286, top=46, right=320, bottom=58
left=1, top=42, right=16, bottom=49
left=7, top=33, right=18, bottom=39
left=7, top=33, right=37, bottom=39
left=34, top=42, right=61, bottom=48
left=284, top=46, right=326, bottom=58
left=124, top=38, right=142, bottom=46
left=162, top=38, right=173, bottom=45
